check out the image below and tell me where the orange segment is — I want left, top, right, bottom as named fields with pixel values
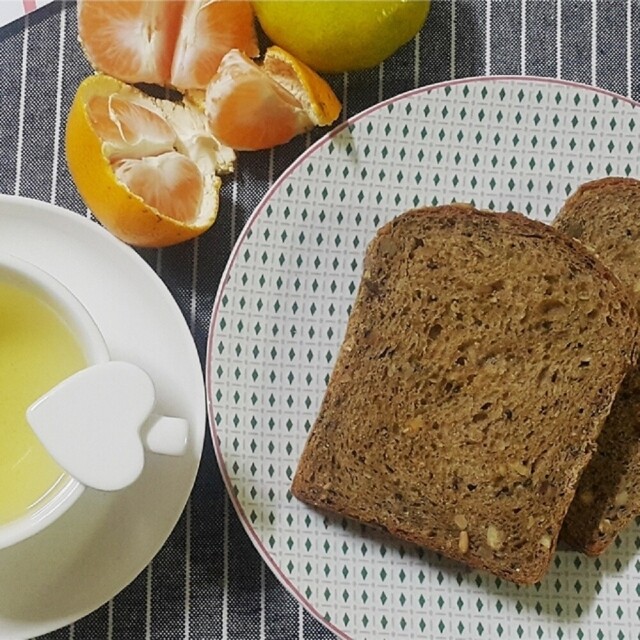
left=66, top=74, right=232, bottom=247
left=78, top=0, right=258, bottom=92
left=262, top=46, right=342, bottom=126
left=77, top=0, right=184, bottom=85
left=113, top=152, right=203, bottom=223
left=203, top=49, right=311, bottom=150
left=170, top=0, right=259, bottom=91
left=87, top=94, right=177, bottom=160
left=204, top=46, right=341, bottom=151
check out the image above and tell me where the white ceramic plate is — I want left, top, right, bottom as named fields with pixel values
left=0, top=195, right=205, bottom=639
left=208, top=77, right=640, bottom=640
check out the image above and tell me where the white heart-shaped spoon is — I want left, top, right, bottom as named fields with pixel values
left=27, top=361, right=188, bottom=491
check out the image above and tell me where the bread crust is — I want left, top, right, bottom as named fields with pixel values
left=292, top=205, right=638, bottom=584
left=554, top=177, right=640, bottom=555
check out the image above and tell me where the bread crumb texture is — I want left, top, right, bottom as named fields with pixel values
left=555, top=177, right=640, bottom=556
left=292, top=205, right=638, bottom=585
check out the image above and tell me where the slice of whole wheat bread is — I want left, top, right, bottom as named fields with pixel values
left=291, top=205, right=638, bottom=584
left=554, top=177, right=640, bottom=555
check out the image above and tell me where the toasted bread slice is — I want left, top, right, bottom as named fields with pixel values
left=292, top=205, right=637, bottom=584
left=554, top=177, right=640, bottom=555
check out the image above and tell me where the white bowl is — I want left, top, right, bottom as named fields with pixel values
left=0, top=253, right=109, bottom=549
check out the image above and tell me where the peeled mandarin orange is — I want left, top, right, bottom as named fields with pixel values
left=170, top=0, right=259, bottom=91
left=77, top=0, right=183, bottom=86
left=203, top=46, right=341, bottom=150
left=66, top=74, right=234, bottom=247
left=77, top=0, right=258, bottom=92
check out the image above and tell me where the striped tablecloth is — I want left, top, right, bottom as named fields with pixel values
left=0, top=1, right=638, bottom=639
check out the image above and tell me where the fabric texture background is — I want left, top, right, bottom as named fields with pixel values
left=0, top=1, right=638, bottom=638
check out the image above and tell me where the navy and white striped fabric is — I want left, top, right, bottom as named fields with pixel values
left=0, top=1, right=638, bottom=638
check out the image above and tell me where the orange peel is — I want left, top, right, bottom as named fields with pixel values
left=66, top=74, right=234, bottom=248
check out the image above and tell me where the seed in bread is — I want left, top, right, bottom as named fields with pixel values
left=291, top=205, right=638, bottom=584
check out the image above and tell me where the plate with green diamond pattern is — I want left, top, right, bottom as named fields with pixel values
left=207, top=77, right=640, bottom=640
